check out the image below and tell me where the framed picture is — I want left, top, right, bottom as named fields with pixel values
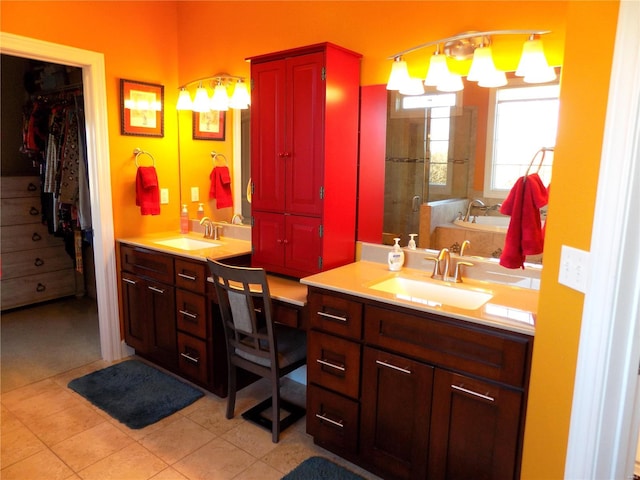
left=120, top=79, right=164, bottom=137
left=193, top=110, right=226, bottom=140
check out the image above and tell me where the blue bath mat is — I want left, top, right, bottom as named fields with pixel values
left=282, top=456, right=366, bottom=480
left=68, top=359, right=204, bottom=429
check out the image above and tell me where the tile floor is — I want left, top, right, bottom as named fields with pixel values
left=1, top=298, right=380, bottom=480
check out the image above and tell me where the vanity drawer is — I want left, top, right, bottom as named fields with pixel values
left=364, top=305, right=531, bottom=388
left=177, top=332, right=209, bottom=385
left=120, top=245, right=174, bottom=284
left=307, top=384, right=359, bottom=455
left=175, top=258, right=206, bottom=294
left=176, top=289, right=207, bottom=338
left=1, top=223, right=67, bottom=253
left=308, top=330, right=361, bottom=399
left=309, top=290, right=363, bottom=340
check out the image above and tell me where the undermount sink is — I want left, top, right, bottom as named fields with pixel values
left=153, top=237, right=221, bottom=250
left=369, top=276, right=493, bottom=310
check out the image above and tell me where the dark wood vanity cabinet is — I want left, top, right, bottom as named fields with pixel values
left=306, top=286, right=533, bottom=480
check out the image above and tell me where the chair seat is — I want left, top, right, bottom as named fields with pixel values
left=236, top=325, right=307, bottom=369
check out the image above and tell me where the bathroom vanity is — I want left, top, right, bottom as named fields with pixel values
left=302, top=260, right=536, bottom=480
left=117, top=232, right=307, bottom=397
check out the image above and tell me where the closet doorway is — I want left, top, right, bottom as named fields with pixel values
left=1, top=33, right=120, bottom=363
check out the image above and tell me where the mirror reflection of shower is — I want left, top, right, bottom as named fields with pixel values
left=383, top=91, right=474, bottom=245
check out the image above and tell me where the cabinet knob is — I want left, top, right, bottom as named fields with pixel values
left=32, top=232, right=42, bottom=242
left=279, top=152, right=291, bottom=158
left=36, top=283, right=46, bottom=292
left=27, top=182, right=38, bottom=191
left=34, top=258, right=45, bottom=267
left=29, top=206, right=40, bottom=216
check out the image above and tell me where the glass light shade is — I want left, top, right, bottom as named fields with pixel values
left=478, top=69, right=508, bottom=88
left=176, top=88, right=193, bottom=110
left=387, top=57, right=411, bottom=91
left=192, top=85, right=211, bottom=112
left=436, top=72, right=464, bottom=92
left=467, top=46, right=496, bottom=82
left=229, top=80, right=251, bottom=109
left=424, top=53, right=450, bottom=87
left=399, top=77, right=425, bottom=96
left=516, top=38, right=557, bottom=83
left=210, top=84, right=229, bottom=111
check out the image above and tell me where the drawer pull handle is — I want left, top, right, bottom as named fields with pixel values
left=317, top=311, right=348, bottom=323
left=376, top=360, right=411, bottom=375
left=148, top=286, right=165, bottom=294
left=180, top=352, right=200, bottom=364
left=27, top=182, right=38, bottom=191
left=36, top=283, right=46, bottom=292
left=178, top=273, right=197, bottom=281
left=34, top=258, right=44, bottom=267
left=179, top=309, right=198, bottom=320
left=316, top=359, right=345, bottom=372
left=29, top=206, right=40, bottom=216
left=32, top=232, right=42, bottom=242
left=451, top=384, right=495, bottom=402
left=122, top=278, right=137, bottom=285
left=315, top=413, right=344, bottom=428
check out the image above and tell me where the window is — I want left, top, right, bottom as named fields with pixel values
left=484, top=82, right=560, bottom=198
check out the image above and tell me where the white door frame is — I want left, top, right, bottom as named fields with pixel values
left=1, top=32, right=123, bottom=362
left=565, top=1, right=640, bottom=478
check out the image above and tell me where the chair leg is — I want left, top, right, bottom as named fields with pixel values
left=271, top=374, right=280, bottom=443
left=226, top=364, right=237, bottom=420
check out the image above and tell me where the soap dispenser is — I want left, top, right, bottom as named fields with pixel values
left=408, top=234, right=417, bottom=250
left=180, top=204, right=189, bottom=234
left=388, top=238, right=405, bottom=271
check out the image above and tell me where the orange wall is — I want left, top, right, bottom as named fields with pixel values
left=1, top=1, right=181, bottom=238
left=1, top=1, right=621, bottom=478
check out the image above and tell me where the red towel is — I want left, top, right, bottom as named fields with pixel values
left=499, top=173, right=548, bottom=269
left=209, top=166, right=233, bottom=209
left=135, top=166, right=160, bottom=215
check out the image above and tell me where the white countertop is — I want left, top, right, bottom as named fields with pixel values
left=301, top=261, right=537, bottom=336
left=117, top=232, right=307, bottom=306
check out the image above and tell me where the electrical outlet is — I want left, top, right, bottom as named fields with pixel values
left=160, top=188, right=169, bottom=204
left=191, top=187, right=199, bottom=202
left=558, top=245, right=590, bottom=293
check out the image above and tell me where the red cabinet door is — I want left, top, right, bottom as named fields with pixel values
left=285, top=52, right=324, bottom=216
left=251, top=60, right=286, bottom=212
left=284, top=214, right=322, bottom=276
left=251, top=211, right=285, bottom=271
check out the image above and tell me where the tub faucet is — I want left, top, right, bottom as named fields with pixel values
left=464, top=199, right=486, bottom=222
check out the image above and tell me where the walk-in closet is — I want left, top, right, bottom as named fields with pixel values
left=1, top=54, right=100, bottom=392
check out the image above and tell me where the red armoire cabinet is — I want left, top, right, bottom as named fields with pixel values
left=248, top=43, right=361, bottom=278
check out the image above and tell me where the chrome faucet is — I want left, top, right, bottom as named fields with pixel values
left=426, top=247, right=474, bottom=283
left=464, top=199, right=486, bottom=222
left=199, top=217, right=214, bottom=239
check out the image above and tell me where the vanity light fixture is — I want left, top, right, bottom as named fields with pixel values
left=176, top=73, right=251, bottom=111
left=387, top=29, right=554, bottom=94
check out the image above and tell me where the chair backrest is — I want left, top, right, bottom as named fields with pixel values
left=207, top=260, right=278, bottom=369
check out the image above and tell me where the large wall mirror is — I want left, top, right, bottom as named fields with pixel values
left=384, top=71, right=560, bottom=263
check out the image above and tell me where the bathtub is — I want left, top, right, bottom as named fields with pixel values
left=453, top=216, right=511, bottom=233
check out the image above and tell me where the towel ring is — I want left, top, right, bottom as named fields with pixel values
left=211, top=151, right=228, bottom=166
left=525, top=147, right=554, bottom=176
left=134, top=148, right=156, bottom=167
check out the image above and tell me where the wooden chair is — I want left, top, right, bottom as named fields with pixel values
left=207, top=259, right=306, bottom=442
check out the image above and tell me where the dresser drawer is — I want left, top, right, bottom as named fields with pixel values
left=1, top=270, right=76, bottom=310
left=308, top=330, right=361, bottom=399
left=308, top=290, right=363, bottom=340
left=307, top=384, right=359, bottom=455
left=175, top=258, right=206, bottom=294
left=1, top=176, right=40, bottom=199
left=176, top=289, right=207, bottom=338
left=1, top=246, right=73, bottom=279
left=178, top=332, right=209, bottom=385
left=1, top=223, right=66, bottom=253
left=364, top=304, right=531, bottom=388
left=1, top=197, right=42, bottom=226
left=120, top=244, right=174, bottom=284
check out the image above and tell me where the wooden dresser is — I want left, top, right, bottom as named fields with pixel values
left=1, top=176, right=76, bottom=310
